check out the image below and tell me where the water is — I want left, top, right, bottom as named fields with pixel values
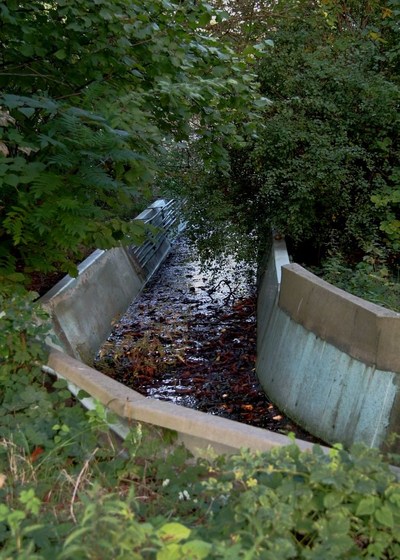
left=95, top=237, right=322, bottom=443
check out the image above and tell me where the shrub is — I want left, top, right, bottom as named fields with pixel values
left=1, top=416, right=400, bottom=559
left=177, top=3, right=400, bottom=277
left=0, top=0, right=262, bottom=282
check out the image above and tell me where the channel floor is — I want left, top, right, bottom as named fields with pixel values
left=95, top=237, right=324, bottom=444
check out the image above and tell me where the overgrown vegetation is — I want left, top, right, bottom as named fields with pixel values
left=1, top=410, right=400, bottom=559
left=174, top=0, right=400, bottom=309
left=0, top=0, right=263, bottom=444
left=2, top=1, right=400, bottom=556
left=3, top=285, right=398, bottom=558
left=0, top=0, right=262, bottom=287
left=315, top=254, right=400, bottom=312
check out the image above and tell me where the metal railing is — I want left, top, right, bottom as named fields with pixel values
left=128, top=199, right=184, bottom=278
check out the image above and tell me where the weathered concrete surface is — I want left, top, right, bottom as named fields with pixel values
left=40, top=199, right=177, bottom=363
left=280, top=264, right=400, bottom=374
left=41, top=247, right=145, bottom=363
left=47, top=349, right=318, bottom=456
left=257, top=244, right=400, bottom=451
left=257, top=238, right=290, bottom=349
left=41, top=203, right=324, bottom=457
left=257, top=304, right=399, bottom=448
left=41, top=211, right=400, bottom=453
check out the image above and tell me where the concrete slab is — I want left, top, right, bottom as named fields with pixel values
left=257, top=305, right=398, bottom=448
left=40, top=199, right=181, bottom=363
left=41, top=247, right=144, bottom=363
left=279, top=264, right=400, bottom=373
left=47, top=349, right=319, bottom=456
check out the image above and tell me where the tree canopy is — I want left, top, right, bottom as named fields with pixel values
left=178, top=0, right=400, bottom=302
left=0, top=0, right=262, bottom=284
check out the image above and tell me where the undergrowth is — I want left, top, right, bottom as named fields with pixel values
left=313, top=253, right=400, bottom=313
left=1, top=411, right=400, bottom=559
left=1, top=283, right=400, bottom=559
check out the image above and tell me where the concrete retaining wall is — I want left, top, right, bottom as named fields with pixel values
left=41, top=247, right=145, bottom=363
left=40, top=200, right=177, bottom=363
left=257, top=241, right=400, bottom=452
left=41, top=202, right=399, bottom=454
left=47, top=349, right=315, bottom=457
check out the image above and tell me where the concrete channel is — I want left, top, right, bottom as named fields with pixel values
left=41, top=200, right=317, bottom=456
left=41, top=198, right=400, bottom=456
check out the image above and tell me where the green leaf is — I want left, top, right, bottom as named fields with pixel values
left=157, top=543, right=180, bottom=560
left=99, top=8, right=112, bottom=21
left=375, top=506, right=394, bottom=528
left=54, top=49, right=67, bottom=60
left=157, top=523, right=191, bottom=543
left=3, top=174, right=19, bottom=186
left=323, top=493, right=343, bottom=509
left=182, top=540, right=212, bottom=558
left=18, top=107, right=35, bottom=118
left=19, top=44, right=35, bottom=57
left=356, top=496, right=378, bottom=516
left=198, top=12, right=211, bottom=27
left=1, top=94, right=23, bottom=108
left=53, top=379, right=69, bottom=389
left=19, top=488, right=41, bottom=515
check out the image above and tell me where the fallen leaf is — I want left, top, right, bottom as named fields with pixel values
left=241, top=404, right=253, bottom=411
left=29, top=447, right=44, bottom=462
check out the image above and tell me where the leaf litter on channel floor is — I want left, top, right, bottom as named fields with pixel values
left=95, top=238, right=323, bottom=443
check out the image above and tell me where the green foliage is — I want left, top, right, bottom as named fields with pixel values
left=252, top=6, right=400, bottom=262
left=315, top=251, right=400, bottom=312
left=177, top=0, right=400, bottom=307
left=1, top=410, right=400, bottom=559
left=196, top=443, right=400, bottom=559
left=0, top=0, right=261, bottom=281
left=0, top=286, right=50, bottom=376
left=371, top=167, right=400, bottom=253
left=0, top=283, right=100, bottom=457
left=0, top=0, right=263, bottom=386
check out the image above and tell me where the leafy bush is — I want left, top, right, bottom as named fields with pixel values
left=0, top=0, right=262, bottom=282
left=253, top=4, right=400, bottom=304
left=1, top=409, right=400, bottom=559
left=253, top=7, right=400, bottom=262
left=314, top=252, right=400, bottom=312
left=2, top=292, right=399, bottom=558
left=176, top=1, right=400, bottom=306
left=0, top=286, right=49, bottom=374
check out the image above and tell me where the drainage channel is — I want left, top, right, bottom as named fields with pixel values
left=94, top=237, right=323, bottom=444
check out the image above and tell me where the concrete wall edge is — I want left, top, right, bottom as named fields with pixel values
left=279, top=263, right=400, bottom=373
left=47, top=349, right=320, bottom=456
left=257, top=237, right=400, bottom=452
